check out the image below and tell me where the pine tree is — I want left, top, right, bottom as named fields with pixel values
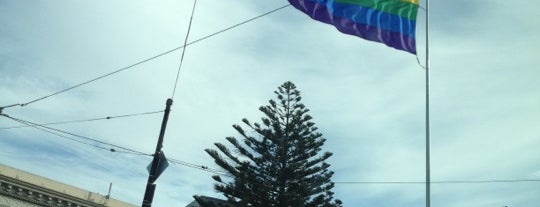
left=203, top=81, right=342, bottom=207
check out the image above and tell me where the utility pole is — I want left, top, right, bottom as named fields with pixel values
left=142, top=98, right=173, bottom=207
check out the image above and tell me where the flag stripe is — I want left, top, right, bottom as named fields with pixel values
left=332, top=2, right=416, bottom=37
left=401, top=0, right=419, bottom=5
left=333, top=15, right=416, bottom=53
left=288, top=0, right=418, bottom=54
left=334, top=0, right=418, bottom=20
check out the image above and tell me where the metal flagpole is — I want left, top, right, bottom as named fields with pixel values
left=424, top=0, right=431, bottom=206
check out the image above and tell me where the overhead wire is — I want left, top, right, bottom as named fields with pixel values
left=334, top=179, right=540, bottom=185
left=0, top=4, right=292, bottom=110
left=0, top=110, right=163, bottom=130
left=432, top=179, right=540, bottom=184
left=168, top=158, right=232, bottom=178
left=186, top=4, right=290, bottom=51
left=3, top=112, right=539, bottom=186
left=2, top=113, right=538, bottom=185
left=168, top=156, right=540, bottom=184
left=171, top=0, right=197, bottom=99
left=10, top=2, right=528, bottom=184
left=0, top=113, right=230, bottom=177
left=1, top=114, right=151, bottom=156
left=4, top=115, right=116, bottom=153
left=1, top=2, right=293, bottom=174
left=4, top=3, right=505, bottom=188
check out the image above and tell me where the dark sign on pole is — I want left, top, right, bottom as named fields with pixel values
left=147, top=152, right=169, bottom=183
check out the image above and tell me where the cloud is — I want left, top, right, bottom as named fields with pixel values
left=1, top=0, right=539, bottom=206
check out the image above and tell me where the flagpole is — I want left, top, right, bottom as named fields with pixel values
left=424, top=0, right=431, bottom=206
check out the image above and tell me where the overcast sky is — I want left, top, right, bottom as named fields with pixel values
left=1, top=0, right=539, bottom=206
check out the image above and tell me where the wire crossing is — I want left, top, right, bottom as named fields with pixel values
left=0, top=4, right=291, bottom=110
left=171, top=0, right=197, bottom=99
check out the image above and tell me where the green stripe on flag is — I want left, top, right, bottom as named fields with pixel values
left=334, top=0, right=419, bottom=20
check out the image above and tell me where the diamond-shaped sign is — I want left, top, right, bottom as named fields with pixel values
left=147, top=152, right=169, bottom=183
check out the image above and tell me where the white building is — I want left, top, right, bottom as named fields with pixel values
left=0, top=164, right=137, bottom=207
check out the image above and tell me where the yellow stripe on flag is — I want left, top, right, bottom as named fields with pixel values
left=401, top=0, right=419, bottom=5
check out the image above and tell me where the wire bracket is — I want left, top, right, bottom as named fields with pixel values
left=0, top=103, right=21, bottom=115
left=0, top=108, right=7, bottom=117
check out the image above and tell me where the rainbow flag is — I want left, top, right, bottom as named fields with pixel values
left=288, top=0, right=419, bottom=54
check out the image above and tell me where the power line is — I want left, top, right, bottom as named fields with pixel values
left=167, top=159, right=540, bottom=184
left=168, top=158, right=232, bottom=178
left=2, top=115, right=538, bottom=185
left=1, top=114, right=151, bottom=156
left=0, top=110, right=163, bottom=130
left=334, top=179, right=540, bottom=185
left=0, top=113, right=232, bottom=177
left=171, top=0, right=197, bottom=99
left=434, top=179, right=540, bottom=184
left=5, top=115, right=117, bottom=153
left=1, top=4, right=291, bottom=109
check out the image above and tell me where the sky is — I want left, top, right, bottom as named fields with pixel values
left=1, top=0, right=539, bottom=206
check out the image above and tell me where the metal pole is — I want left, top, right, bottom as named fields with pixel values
left=142, top=98, right=173, bottom=207
left=425, top=0, right=431, bottom=206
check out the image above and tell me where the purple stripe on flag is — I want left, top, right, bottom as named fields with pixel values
left=333, top=15, right=416, bottom=54
left=289, top=0, right=334, bottom=24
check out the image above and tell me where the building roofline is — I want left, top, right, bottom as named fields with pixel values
left=0, top=163, right=137, bottom=207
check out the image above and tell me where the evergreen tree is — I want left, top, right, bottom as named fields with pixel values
left=203, top=81, right=342, bottom=207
